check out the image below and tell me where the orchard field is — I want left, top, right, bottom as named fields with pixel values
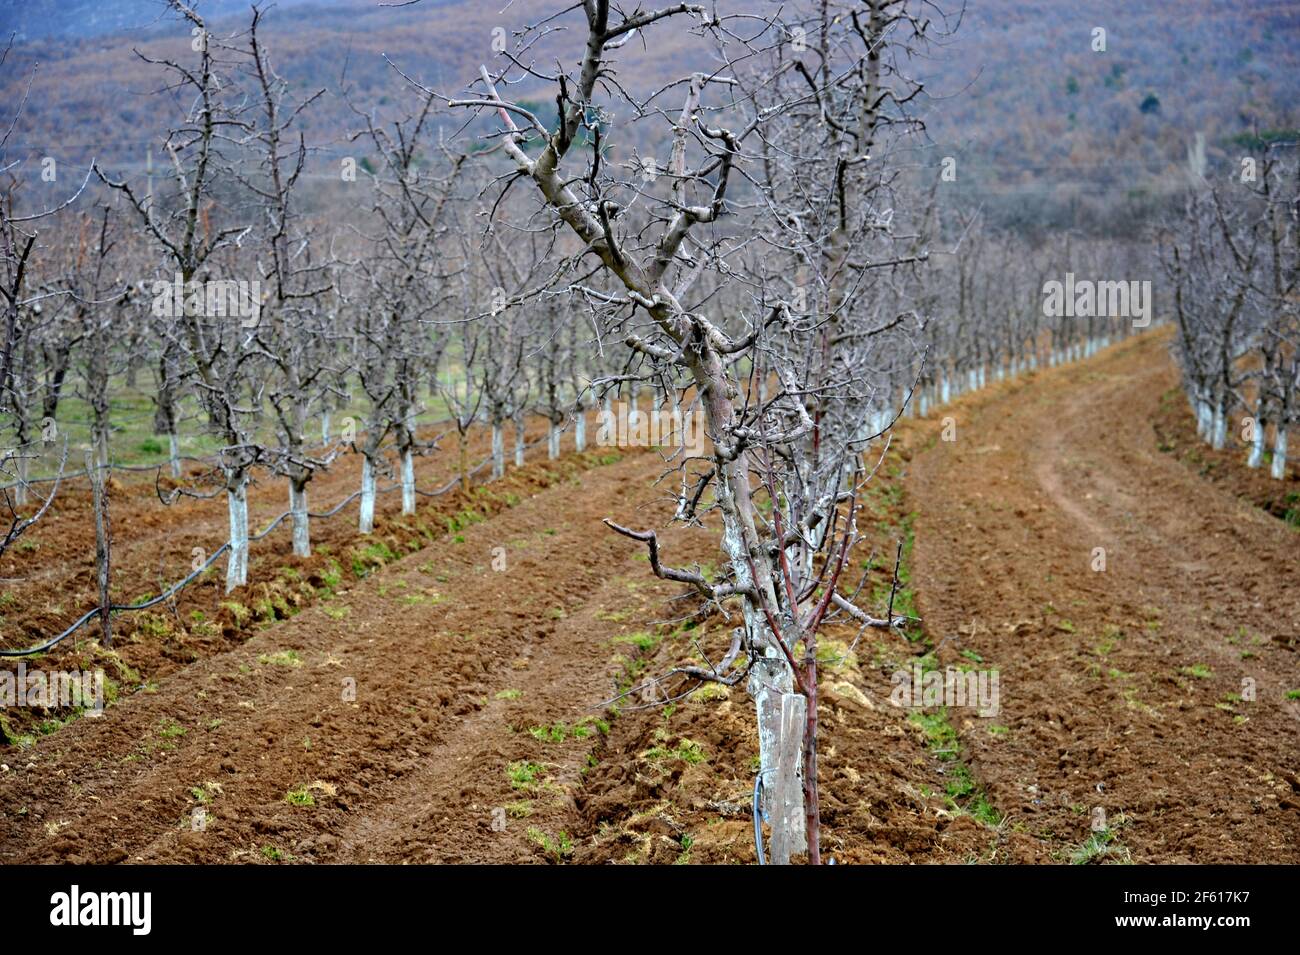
left=1, top=0, right=1298, bottom=868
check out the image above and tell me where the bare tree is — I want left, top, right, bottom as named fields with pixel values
left=441, top=0, right=953, bottom=862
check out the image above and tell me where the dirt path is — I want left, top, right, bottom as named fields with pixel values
left=908, top=329, right=1300, bottom=862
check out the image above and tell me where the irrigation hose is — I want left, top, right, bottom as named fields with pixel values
left=0, top=430, right=563, bottom=657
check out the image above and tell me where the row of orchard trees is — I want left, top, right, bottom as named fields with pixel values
left=1, top=1, right=1166, bottom=604
left=1162, top=149, right=1299, bottom=477
left=0, top=5, right=622, bottom=588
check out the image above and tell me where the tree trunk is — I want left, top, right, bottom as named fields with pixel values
left=93, top=420, right=110, bottom=468
left=359, top=455, right=376, bottom=534
left=88, top=450, right=112, bottom=646
left=513, top=412, right=526, bottom=469
left=491, top=422, right=505, bottom=479
left=401, top=448, right=416, bottom=515
left=290, top=480, right=310, bottom=558
left=1272, top=427, right=1288, bottom=479
left=574, top=408, right=586, bottom=453
left=1247, top=412, right=1267, bottom=469
left=225, top=474, right=249, bottom=593
left=458, top=431, right=470, bottom=496
left=1211, top=402, right=1228, bottom=450
left=14, top=454, right=28, bottom=506
left=168, top=432, right=181, bottom=478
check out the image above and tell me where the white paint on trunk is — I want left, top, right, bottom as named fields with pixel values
left=1211, top=405, right=1227, bottom=450
left=575, top=410, right=586, bottom=452
left=359, top=456, right=376, bottom=534
left=514, top=416, right=526, bottom=468
left=763, top=692, right=808, bottom=865
left=548, top=423, right=561, bottom=460
left=168, top=432, right=181, bottom=478
left=491, top=424, right=505, bottom=479
left=1271, top=428, right=1288, bottom=479
left=1247, top=416, right=1266, bottom=469
left=321, top=410, right=331, bottom=444
left=401, top=449, right=416, bottom=515
left=226, top=475, right=249, bottom=593
left=290, top=482, right=310, bottom=558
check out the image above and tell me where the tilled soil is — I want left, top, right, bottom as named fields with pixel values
left=2, top=327, right=1295, bottom=864
left=908, top=328, right=1300, bottom=863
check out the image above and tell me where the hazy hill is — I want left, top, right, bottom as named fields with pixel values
left=1, top=0, right=1297, bottom=229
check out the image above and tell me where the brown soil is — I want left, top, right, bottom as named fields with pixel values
left=1151, top=381, right=1300, bottom=525
left=2, top=327, right=1295, bottom=864
left=908, top=327, right=1300, bottom=863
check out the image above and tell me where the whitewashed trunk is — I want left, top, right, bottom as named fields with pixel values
left=491, top=423, right=505, bottom=480
left=359, top=456, right=376, bottom=534
left=290, top=482, right=310, bottom=558
left=575, top=410, right=586, bottom=452
left=401, top=449, right=416, bottom=515
left=548, top=423, right=561, bottom=460
left=1271, top=429, right=1288, bottom=479
left=940, top=375, right=951, bottom=404
left=1211, top=405, right=1227, bottom=451
left=514, top=415, right=526, bottom=468
left=226, top=476, right=249, bottom=593
left=168, top=432, right=181, bottom=478
left=321, top=411, right=331, bottom=444
left=1247, top=416, right=1266, bottom=469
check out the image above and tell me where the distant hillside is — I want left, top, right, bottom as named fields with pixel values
left=2, top=0, right=1297, bottom=230
left=0, top=0, right=362, bottom=41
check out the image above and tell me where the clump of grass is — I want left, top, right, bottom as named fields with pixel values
left=319, top=559, right=343, bottom=593
left=285, top=785, right=315, bottom=807
left=1070, top=825, right=1131, bottom=865
left=909, top=708, right=1001, bottom=825
left=612, top=631, right=659, bottom=652
left=507, top=760, right=545, bottom=791
left=351, top=541, right=397, bottom=577
left=527, top=827, right=573, bottom=862
left=1179, top=663, right=1213, bottom=679
left=257, top=649, right=303, bottom=667
left=220, top=601, right=252, bottom=627
left=527, top=721, right=594, bottom=743
left=285, top=780, right=335, bottom=807
left=644, top=737, right=706, bottom=765
left=495, top=688, right=522, bottom=701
